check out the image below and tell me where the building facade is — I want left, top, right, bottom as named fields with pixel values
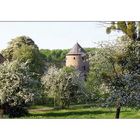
left=66, top=43, right=89, bottom=78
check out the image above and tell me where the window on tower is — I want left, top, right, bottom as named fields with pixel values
left=73, top=57, right=75, bottom=60
left=83, top=66, right=86, bottom=70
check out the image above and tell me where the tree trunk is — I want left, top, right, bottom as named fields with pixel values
left=0, top=105, right=4, bottom=118
left=115, top=101, right=121, bottom=119
left=115, top=106, right=121, bottom=119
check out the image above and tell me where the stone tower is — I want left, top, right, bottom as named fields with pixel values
left=66, top=43, right=89, bottom=78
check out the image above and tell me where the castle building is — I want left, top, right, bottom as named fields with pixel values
left=66, top=43, right=89, bottom=79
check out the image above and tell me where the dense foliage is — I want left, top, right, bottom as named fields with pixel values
left=1, top=36, right=45, bottom=74
left=41, top=66, right=87, bottom=108
left=0, top=60, right=40, bottom=117
left=40, top=49, right=68, bottom=68
left=86, top=38, right=140, bottom=118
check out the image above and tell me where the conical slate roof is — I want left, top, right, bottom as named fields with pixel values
left=67, top=43, right=86, bottom=55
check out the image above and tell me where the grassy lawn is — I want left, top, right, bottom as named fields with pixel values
left=20, top=104, right=140, bottom=119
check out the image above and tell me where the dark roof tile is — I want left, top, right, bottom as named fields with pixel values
left=67, top=43, right=86, bottom=55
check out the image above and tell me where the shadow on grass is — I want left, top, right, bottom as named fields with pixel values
left=27, top=109, right=131, bottom=118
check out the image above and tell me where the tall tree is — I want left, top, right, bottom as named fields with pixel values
left=41, top=66, right=87, bottom=108
left=1, top=36, right=45, bottom=74
left=87, top=39, right=140, bottom=118
left=0, top=60, right=40, bottom=118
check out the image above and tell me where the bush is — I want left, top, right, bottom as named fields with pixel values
left=2, top=103, right=28, bottom=118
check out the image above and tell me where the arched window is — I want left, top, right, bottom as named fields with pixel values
left=73, top=57, right=75, bottom=60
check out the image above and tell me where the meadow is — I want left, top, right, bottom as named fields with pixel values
left=20, top=105, right=140, bottom=119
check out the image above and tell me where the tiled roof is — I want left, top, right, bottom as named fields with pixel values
left=67, top=43, right=86, bottom=55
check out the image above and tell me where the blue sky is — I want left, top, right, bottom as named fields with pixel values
left=0, top=22, right=121, bottom=51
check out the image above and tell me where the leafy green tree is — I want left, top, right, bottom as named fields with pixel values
left=40, top=49, right=68, bottom=68
left=0, top=60, right=40, bottom=118
left=106, top=21, right=140, bottom=41
left=86, top=48, right=110, bottom=105
left=41, top=66, right=87, bottom=108
left=87, top=39, right=140, bottom=118
left=1, top=36, right=45, bottom=74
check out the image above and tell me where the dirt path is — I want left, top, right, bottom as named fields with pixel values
left=29, top=107, right=54, bottom=113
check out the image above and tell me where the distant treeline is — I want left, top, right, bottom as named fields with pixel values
left=40, top=48, right=98, bottom=68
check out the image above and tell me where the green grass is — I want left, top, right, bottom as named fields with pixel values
left=20, top=104, right=140, bottom=119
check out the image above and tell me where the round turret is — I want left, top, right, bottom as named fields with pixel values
left=66, top=43, right=89, bottom=77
